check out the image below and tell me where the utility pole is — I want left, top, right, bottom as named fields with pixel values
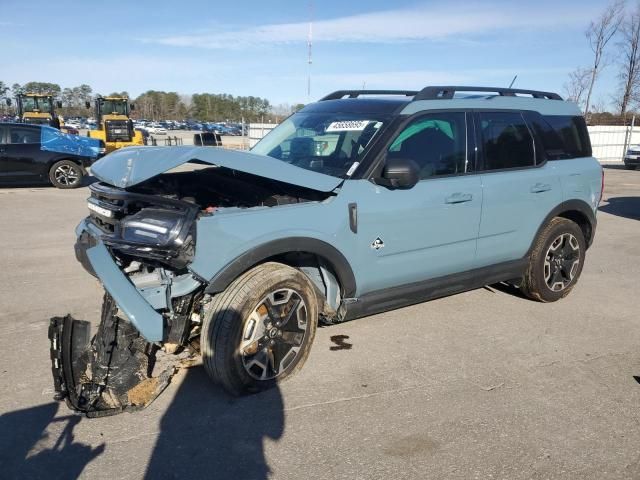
left=307, top=1, right=313, bottom=102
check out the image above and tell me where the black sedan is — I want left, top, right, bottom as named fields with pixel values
left=0, top=123, right=104, bottom=188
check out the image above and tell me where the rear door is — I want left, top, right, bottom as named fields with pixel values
left=474, top=111, right=562, bottom=267
left=4, top=125, right=45, bottom=182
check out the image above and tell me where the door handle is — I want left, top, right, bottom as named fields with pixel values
left=530, top=183, right=552, bottom=193
left=445, top=193, right=473, bottom=204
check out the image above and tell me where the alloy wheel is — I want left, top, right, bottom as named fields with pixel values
left=544, top=233, right=581, bottom=292
left=240, top=288, right=308, bottom=381
left=54, top=164, right=80, bottom=186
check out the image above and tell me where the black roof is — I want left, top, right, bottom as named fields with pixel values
left=301, top=97, right=411, bottom=115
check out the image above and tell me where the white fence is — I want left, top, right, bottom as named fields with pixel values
left=249, top=123, right=277, bottom=148
left=588, top=125, right=638, bottom=164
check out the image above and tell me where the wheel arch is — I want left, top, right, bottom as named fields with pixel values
left=47, top=156, right=86, bottom=170
left=203, top=237, right=357, bottom=299
left=529, top=200, right=596, bottom=254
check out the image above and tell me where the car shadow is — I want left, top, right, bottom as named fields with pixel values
left=144, top=365, right=284, bottom=480
left=599, top=196, right=640, bottom=221
left=0, top=402, right=105, bottom=480
left=484, top=282, right=529, bottom=299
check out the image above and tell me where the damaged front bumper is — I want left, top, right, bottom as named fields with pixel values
left=74, top=219, right=202, bottom=342
left=49, top=220, right=202, bottom=416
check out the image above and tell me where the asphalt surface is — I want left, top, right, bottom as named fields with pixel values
left=0, top=166, right=639, bottom=479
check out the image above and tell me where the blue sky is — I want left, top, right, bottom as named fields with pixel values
left=0, top=0, right=619, bottom=107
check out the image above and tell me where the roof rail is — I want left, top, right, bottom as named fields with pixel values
left=413, top=86, right=562, bottom=101
left=320, top=90, right=418, bottom=101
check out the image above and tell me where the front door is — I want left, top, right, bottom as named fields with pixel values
left=351, top=111, right=483, bottom=295
left=4, top=125, right=44, bottom=182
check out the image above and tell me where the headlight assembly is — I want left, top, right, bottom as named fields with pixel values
left=121, top=208, right=187, bottom=247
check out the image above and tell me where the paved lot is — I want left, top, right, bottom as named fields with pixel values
left=0, top=166, right=639, bottom=479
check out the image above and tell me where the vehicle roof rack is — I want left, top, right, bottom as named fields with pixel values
left=413, top=86, right=562, bottom=101
left=320, top=90, right=418, bottom=101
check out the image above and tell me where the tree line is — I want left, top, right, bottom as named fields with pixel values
left=0, top=81, right=286, bottom=122
left=565, top=0, right=640, bottom=121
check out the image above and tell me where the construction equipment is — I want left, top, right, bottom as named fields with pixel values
left=87, top=96, right=143, bottom=154
left=15, top=93, right=63, bottom=128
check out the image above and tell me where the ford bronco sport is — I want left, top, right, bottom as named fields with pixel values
left=49, top=86, right=603, bottom=415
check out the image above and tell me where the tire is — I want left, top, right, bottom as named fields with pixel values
left=624, top=164, right=637, bottom=170
left=521, top=217, right=586, bottom=302
left=201, top=262, right=318, bottom=396
left=49, top=160, right=84, bottom=189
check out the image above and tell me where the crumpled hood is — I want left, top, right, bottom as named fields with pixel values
left=90, top=146, right=343, bottom=192
left=41, top=128, right=101, bottom=158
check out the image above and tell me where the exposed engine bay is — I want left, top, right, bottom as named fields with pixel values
left=129, top=165, right=330, bottom=209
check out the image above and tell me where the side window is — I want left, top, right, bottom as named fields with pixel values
left=388, top=112, right=467, bottom=179
left=479, top=112, right=535, bottom=170
left=8, top=127, right=40, bottom=145
left=542, top=115, right=591, bottom=159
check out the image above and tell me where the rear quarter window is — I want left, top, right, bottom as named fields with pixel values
left=8, top=126, right=41, bottom=145
left=525, top=113, right=592, bottom=160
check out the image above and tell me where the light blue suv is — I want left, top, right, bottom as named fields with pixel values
left=50, top=86, right=603, bottom=415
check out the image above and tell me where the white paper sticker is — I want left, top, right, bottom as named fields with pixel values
left=326, top=120, right=370, bottom=132
left=346, top=162, right=360, bottom=176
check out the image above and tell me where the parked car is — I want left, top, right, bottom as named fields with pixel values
left=1, top=123, right=102, bottom=188
left=147, top=125, right=167, bottom=135
left=50, top=86, right=603, bottom=415
left=624, top=145, right=640, bottom=170
left=60, top=125, right=79, bottom=135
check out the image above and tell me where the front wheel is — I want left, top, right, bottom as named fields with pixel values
left=521, top=217, right=586, bottom=302
left=49, top=160, right=84, bottom=189
left=201, top=262, right=318, bottom=395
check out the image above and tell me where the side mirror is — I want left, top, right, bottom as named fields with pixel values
left=130, top=103, right=135, bottom=111
left=5, top=98, right=11, bottom=106
left=85, top=101, right=91, bottom=109
left=56, top=101, right=62, bottom=108
left=381, top=157, right=420, bottom=189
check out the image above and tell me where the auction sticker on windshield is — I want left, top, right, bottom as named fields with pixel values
left=326, top=120, right=370, bottom=132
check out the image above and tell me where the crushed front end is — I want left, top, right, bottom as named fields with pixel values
left=50, top=182, right=206, bottom=416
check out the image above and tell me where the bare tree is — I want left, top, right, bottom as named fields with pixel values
left=584, top=0, right=625, bottom=117
left=616, top=2, right=640, bottom=117
left=564, top=67, right=591, bottom=108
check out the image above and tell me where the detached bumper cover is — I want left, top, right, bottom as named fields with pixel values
left=75, top=220, right=164, bottom=342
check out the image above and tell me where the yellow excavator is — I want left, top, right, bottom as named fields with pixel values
left=87, top=96, right=143, bottom=153
left=15, top=93, right=63, bottom=128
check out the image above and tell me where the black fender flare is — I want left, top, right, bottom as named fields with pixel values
left=527, top=199, right=597, bottom=255
left=204, top=237, right=357, bottom=297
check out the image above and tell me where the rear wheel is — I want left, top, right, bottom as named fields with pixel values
left=521, top=217, right=586, bottom=302
left=201, top=262, right=318, bottom=395
left=49, top=160, right=84, bottom=189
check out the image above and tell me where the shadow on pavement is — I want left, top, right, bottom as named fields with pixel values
left=599, top=196, right=640, bottom=221
left=144, top=365, right=284, bottom=480
left=0, top=402, right=105, bottom=480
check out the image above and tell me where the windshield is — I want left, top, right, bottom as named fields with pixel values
left=251, top=112, right=387, bottom=178
left=21, top=96, right=52, bottom=113
left=100, top=100, right=128, bottom=115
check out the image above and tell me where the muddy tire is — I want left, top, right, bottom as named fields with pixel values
left=521, top=217, right=586, bottom=302
left=49, top=159, right=84, bottom=189
left=201, top=262, right=318, bottom=396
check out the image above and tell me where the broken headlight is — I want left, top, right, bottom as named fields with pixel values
left=121, top=208, right=187, bottom=247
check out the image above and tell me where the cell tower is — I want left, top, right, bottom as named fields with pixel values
left=307, top=1, right=313, bottom=101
